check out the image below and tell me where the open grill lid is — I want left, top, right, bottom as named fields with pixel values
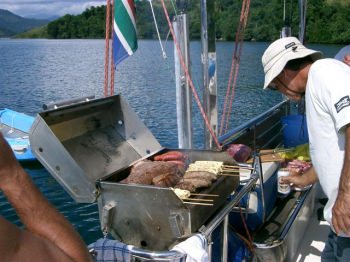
left=29, top=95, right=162, bottom=203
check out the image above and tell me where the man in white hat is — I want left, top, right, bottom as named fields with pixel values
left=262, top=36, right=350, bottom=260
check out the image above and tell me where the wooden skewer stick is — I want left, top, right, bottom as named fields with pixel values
left=222, top=165, right=254, bottom=170
left=190, top=193, right=219, bottom=197
left=183, top=201, right=213, bottom=206
left=182, top=198, right=214, bottom=202
left=220, top=170, right=240, bottom=173
left=222, top=164, right=253, bottom=168
left=218, top=173, right=240, bottom=177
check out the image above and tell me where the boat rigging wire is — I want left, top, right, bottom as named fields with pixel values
left=148, top=1, right=203, bottom=109
left=159, top=0, right=221, bottom=149
left=219, top=0, right=251, bottom=136
left=170, top=0, right=178, bottom=16
left=148, top=0, right=167, bottom=59
left=164, top=0, right=177, bottom=54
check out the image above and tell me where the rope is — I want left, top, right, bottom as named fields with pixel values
left=219, top=0, right=251, bottom=135
left=104, top=0, right=112, bottom=97
left=225, top=0, right=251, bottom=133
left=159, top=0, right=221, bottom=149
left=148, top=0, right=167, bottom=58
left=220, top=0, right=250, bottom=135
left=238, top=204, right=255, bottom=253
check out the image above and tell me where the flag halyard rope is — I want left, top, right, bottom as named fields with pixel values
left=104, top=0, right=112, bottom=97
left=219, top=0, right=251, bottom=135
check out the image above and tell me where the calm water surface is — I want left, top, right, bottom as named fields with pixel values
left=0, top=39, right=342, bottom=244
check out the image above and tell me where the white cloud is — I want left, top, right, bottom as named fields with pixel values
left=0, top=1, right=106, bottom=19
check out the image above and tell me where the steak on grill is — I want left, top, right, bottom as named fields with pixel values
left=121, top=160, right=184, bottom=185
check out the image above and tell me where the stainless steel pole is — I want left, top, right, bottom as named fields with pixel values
left=299, top=0, right=307, bottom=43
left=281, top=0, right=291, bottom=38
left=174, top=14, right=193, bottom=149
left=201, top=0, right=218, bottom=149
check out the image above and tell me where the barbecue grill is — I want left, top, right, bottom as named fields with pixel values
left=29, top=95, right=242, bottom=250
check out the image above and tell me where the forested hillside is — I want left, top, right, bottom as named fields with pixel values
left=0, top=9, right=49, bottom=37
left=24, top=0, right=350, bottom=44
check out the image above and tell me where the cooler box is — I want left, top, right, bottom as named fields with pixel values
left=281, top=114, right=308, bottom=148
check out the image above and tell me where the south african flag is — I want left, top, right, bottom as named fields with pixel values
left=113, top=0, right=138, bottom=67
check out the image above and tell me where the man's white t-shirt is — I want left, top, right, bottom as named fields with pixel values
left=305, top=58, right=350, bottom=235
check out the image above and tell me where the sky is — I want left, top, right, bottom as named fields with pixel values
left=0, top=0, right=107, bottom=19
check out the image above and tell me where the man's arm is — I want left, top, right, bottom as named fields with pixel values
left=280, top=165, right=318, bottom=188
left=0, top=134, right=93, bottom=262
left=333, top=124, right=350, bottom=235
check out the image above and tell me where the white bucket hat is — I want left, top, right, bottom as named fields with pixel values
left=262, top=37, right=322, bottom=89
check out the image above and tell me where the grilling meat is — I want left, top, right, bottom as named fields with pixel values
left=226, top=144, right=252, bottom=162
left=186, top=161, right=223, bottom=174
left=175, top=177, right=212, bottom=193
left=175, top=181, right=197, bottom=192
left=184, top=171, right=217, bottom=181
left=172, top=188, right=191, bottom=199
left=166, top=160, right=186, bottom=170
left=121, top=160, right=184, bottom=185
left=174, top=163, right=221, bottom=192
left=182, top=178, right=212, bottom=188
left=152, top=172, right=182, bottom=187
left=154, top=151, right=186, bottom=161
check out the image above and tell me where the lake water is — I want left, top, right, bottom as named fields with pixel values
left=0, top=39, right=343, bottom=244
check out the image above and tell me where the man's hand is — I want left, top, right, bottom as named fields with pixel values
left=332, top=191, right=350, bottom=235
left=333, top=124, right=350, bottom=235
left=280, top=165, right=318, bottom=189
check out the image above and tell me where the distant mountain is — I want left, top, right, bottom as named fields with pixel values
left=0, top=9, right=49, bottom=37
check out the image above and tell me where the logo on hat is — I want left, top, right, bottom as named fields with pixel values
left=285, top=42, right=296, bottom=49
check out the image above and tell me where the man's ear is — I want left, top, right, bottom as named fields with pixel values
left=281, top=68, right=294, bottom=80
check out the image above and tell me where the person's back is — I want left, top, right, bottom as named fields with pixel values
left=335, top=45, right=350, bottom=66
left=305, top=58, right=350, bottom=231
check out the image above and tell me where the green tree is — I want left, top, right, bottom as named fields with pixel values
left=38, top=0, right=350, bottom=44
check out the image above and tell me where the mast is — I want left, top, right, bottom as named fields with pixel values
left=201, top=0, right=218, bottom=149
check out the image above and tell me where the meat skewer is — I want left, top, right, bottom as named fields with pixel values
left=182, top=202, right=213, bottom=206
left=220, top=170, right=240, bottom=173
left=222, top=165, right=254, bottom=170
left=182, top=198, right=214, bottom=202
left=190, top=193, right=219, bottom=197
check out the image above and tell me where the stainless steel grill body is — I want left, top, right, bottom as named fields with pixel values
left=29, top=95, right=240, bottom=250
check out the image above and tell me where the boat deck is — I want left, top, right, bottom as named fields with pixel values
left=296, top=200, right=329, bottom=262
